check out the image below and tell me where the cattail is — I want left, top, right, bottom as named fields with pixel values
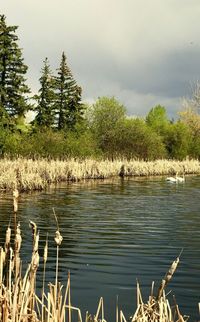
left=0, top=247, right=5, bottom=265
left=33, top=232, right=39, bottom=253
left=13, top=189, right=19, bottom=213
left=10, top=247, right=14, bottom=272
left=29, top=221, right=38, bottom=251
left=54, top=230, right=63, bottom=246
left=164, top=256, right=179, bottom=285
left=5, top=226, right=11, bottom=251
left=31, top=251, right=40, bottom=273
left=15, top=223, right=22, bottom=254
left=43, top=238, right=48, bottom=264
left=29, top=220, right=37, bottom=237
left=157, top=253, right=181, bottom=300
left=0, top=247, right=5, bottom=284
left=42, top=236, right=48, bottom=322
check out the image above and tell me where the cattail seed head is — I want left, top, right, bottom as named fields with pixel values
left=31, top=252, right=40, bottom=273
left=13, top=189, right=19, bottom=200
left=33, top=233, right=39, bottom=253
left=13, top=189, right=19, bottom=213
left=29, top=221, right=37, bottom=236
left=15, top=223, right=22, bottom=254
left=44, top=241, right=48, bottom=263
left=55, top=230, right=63, bottom=246
left=5, top=226, right=11, bottom=249
left=0, top=247, right=5, bottom=265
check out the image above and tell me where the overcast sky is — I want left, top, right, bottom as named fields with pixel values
left=2, top=0, right=200, bottom=118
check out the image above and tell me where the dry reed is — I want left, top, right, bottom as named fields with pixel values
left=0, top=158, right=199, bottom=191
left=0, top=190, right=196, bottom=321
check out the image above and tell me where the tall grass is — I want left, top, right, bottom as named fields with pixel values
left=0, top=190, right=193, bottom=321
left=0, top=158, right=199, bottom=191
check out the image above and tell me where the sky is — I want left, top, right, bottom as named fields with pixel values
left=2, top=0, right=200, bottom=118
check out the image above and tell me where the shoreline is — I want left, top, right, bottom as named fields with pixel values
left=0, top=158, right=199, bottom=191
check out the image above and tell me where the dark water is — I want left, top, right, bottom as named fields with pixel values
left=0, top=176, right=200, bottom=321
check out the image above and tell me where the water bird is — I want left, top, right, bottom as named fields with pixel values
left=166, top=175, right=178, bottom=183
left=176, top=173, right=185, bottom=183
left=166, top=172, right=185, bottom=183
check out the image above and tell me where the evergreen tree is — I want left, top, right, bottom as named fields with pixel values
left=0, top=15, right=30, bottom=120
left=54, top=52, right=83, bottom=130
left=34, top=58, right=55, bottom=128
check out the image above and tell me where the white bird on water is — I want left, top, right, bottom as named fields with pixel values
left=166, top=172, right=185, bottom=183
left=166, top=175, right=177, bottom=183
left=176, top=173, right=185, bottom=182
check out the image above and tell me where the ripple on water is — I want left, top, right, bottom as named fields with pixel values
left=0, top=176, right=200, bottom=321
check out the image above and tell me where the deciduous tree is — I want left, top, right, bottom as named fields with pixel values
left=90, top=96, right=126, bottom=159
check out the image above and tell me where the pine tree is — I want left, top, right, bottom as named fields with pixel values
left=0, top=15, right=30, bottom=120
left=54, top=52, right=83, bottom=130
left=34, top=58, right=55, bottom=128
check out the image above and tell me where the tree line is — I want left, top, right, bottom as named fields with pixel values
left=0, top=14, right=200, bottom=160
left=0, top=15, right=83, bottom=130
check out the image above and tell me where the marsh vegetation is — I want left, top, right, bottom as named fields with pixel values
left=0, top=158, right=199, bottom=191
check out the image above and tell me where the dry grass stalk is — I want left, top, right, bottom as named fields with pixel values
left=52, top=207, right=64, bottom=321
left=0, top=158, right=199, bottom=191
left=94, top=297, right=105, bottom=321
left=157, top=249, right=183, bottom=301
left=131, top=253, right=189, bottom=322
left=42, top=235, right=48, bottom=322
left=0, top=225, right=191, bottom=322
left=120, top=310, right=127, bottom=322
left=14, top=222, right=22, bottom=280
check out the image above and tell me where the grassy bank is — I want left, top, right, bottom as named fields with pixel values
left=0, top=158, right=200, bottom=191
left=0, top=191, right=189, bottom=321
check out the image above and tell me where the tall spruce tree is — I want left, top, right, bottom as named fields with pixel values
left=54, top=52, right=83, bottom=130
left=34, top=58, right=55, bottom=128
left=0, top=15, right=30, bottom=121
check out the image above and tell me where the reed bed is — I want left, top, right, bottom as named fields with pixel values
left=0, top=158, right=199, bottom=191
left=0, top=190, right=193, bottom=322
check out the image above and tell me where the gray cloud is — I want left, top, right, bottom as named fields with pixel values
left=2, top=0, right=200, bottom=118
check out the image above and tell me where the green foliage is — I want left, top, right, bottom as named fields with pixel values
left=34, top=58, right=56, bottom=128
left=190, top=136, right=200, bottom=159
left=29, top=130, right=67, bottom=157
left=179, top=107, right=200, bottom=159
left=119, top=118, right=166, bottom=160
left=0, top=15, right=30, bottom=119
left=0, top=14, right=198, bottom=161
left=165, top=121, right=192, bottom=160
left=146, top=105, right=170, bottom=136
left=90, top=96, right=126, bottom=158
left=54, top=52, right=83, bottom=130
left=64, top=128, right=100, bottom=159
left=88, top=98, right=166, bottom=160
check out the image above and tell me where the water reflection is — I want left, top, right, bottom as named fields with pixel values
left=0, top=176, right=200, bottom=321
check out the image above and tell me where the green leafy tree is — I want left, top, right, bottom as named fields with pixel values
left=0, top=15, right=30, bottom=120
left=90, top=96, right=126, bottom=159
left=64, top=123, right=100, bottom=159
left=34, top=58, right=55, bottom=128
left=54, top=52, right=83, bottom=130
left=165, top=121, right=192, bottom=160
left=179, top=107, right=200, bottom=159
left=146, top=105, right=170, bottom=136
left=119, top=118, right=166, bottom=160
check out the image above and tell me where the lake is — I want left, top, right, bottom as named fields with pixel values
left=0, top=176, right=200, bottom=321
